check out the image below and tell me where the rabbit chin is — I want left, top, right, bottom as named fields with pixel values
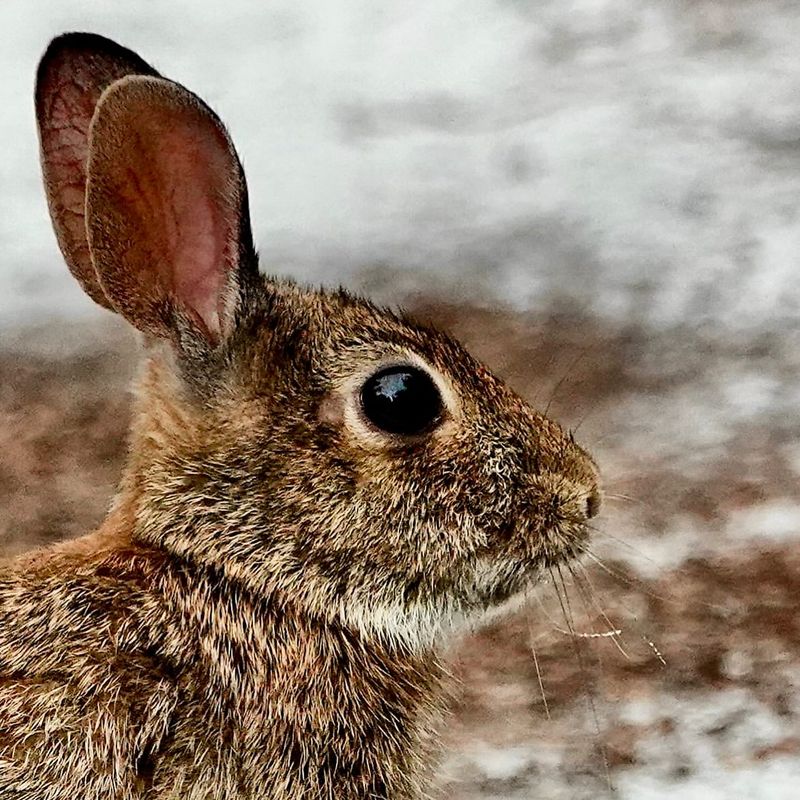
left=335, top=556, right=541, bottom=651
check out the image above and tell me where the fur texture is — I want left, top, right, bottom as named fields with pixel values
left=0, top=33, right=601, bottom=799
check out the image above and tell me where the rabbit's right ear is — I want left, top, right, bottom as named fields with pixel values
left=36, top=33, right=160, bottom=309
left=85, top=75, right=257, bottom=345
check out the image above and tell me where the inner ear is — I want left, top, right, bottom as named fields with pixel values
left=86, top=75, right=256, bottom=344
left=35, top=33, right=159, bottom=309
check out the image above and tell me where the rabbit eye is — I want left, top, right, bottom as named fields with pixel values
left=360, top=365, right=443, bottom=436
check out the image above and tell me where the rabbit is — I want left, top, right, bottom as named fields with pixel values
left=0, top=31, right=602, bottom=800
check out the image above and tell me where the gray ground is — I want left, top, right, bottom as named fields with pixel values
left=2, top=1, right=799, bottom=797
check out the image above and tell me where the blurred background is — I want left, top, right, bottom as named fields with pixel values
left=2, top=1, right=800, bottom=797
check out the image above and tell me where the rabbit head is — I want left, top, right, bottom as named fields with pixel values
left=36, top=33, right=601, bottom=648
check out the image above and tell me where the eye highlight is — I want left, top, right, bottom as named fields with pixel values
left=360, top=365, right=444, bottom=436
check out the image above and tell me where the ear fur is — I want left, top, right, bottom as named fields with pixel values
left=85, top=74, right=256, bottom=343
left=36, top=32, right=160, bottom=309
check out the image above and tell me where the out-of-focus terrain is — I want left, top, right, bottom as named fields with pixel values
left=3, top=0, right=800, bottom=797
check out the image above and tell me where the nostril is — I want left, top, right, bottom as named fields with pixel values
left=585, top=490, right=602, bottom=519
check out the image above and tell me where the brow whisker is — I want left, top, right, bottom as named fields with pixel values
left=570, top=403, right=596, bottom=436
left=543, top=345, right=593, bottom=417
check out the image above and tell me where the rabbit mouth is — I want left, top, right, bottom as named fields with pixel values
left=453, top=521, right=593, bottom=611
left=425, top=556, right=534, bottom=628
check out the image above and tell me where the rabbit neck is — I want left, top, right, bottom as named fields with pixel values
left=157, top=556, right=448, bottom=795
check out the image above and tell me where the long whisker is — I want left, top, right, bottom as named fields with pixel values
left=566, top=561, right=630, bottom=660
left=644, top=636, right=667, bottom=667
left=583, top=550, right=671, bottom=604
left=602, top=493, right=642, bottom=506
left=534, top=614, right=622, bottom=640
left=534, top=582, right=581, bottom=635
left=530, top=349, right=564, bottom=407
left=534, top=571, right=616, bottom=639
left=598, top=491, right=665, bottom=517
left=527, top=619, right=551, bottom=721
left=564, top=561, right=622, bottom=798
left=585, top=527, right=729, bottom=616
left=551, top=565, right=613, bottom=794
left=604, top=492, right=638, bottom=502
left=585, top=431, right=626, bottom=447
left=549, top=566, right=574, bottom=635
left=579, top=559, right=667, bottom=670
left=586, top=526, right=662, bottom=567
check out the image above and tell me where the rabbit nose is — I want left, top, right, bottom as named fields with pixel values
left=585, top=489, right=602, bottom=519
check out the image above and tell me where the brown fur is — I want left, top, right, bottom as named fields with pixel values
left=0, top=33, right=601, bottom=799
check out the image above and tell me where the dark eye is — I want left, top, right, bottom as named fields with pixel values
left=360, top=365, right=444, bottom=436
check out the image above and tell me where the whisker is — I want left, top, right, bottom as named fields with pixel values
left=527, top=619, right=551, bottom=721
left=584, top=431, right=625, bottom=447
left=543, top=345, right=593, bottom=417
left=583, top=550, right=665, bottom=601
left=584, top=549, right=688, bottom=608
left=595, top=471, right=658, bottom=491
left=585, top=525, right=662, bottom=567
left=533, top=582, right=578, bottom=635
left=566, top=562, right=630, bottom=660
left=602, top=493, right=640, bottom=505
left=604, top=492, right=638, bottom=501
left=533, top=575, right=619, bottom=642
left=549, top=566, right=576, bottom=635
left=575, top=559, right=628, bottom=615
left=644, top=636, right=667, bottom=668
left=570, top=403, right=596, bottom=437
left=585, top=525, right=730, bottom=616
left=579, top=558, right=668, bottom=671
left=600, top=490, right=666, bottom=516
left=552, top=564, right=613, bottom=794
left=530, top=349, right=564, bottom=407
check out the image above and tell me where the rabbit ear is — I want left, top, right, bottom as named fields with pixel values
left=36, top=33, right=160, bottom=310
left=85, top=74, right=256, bottom=344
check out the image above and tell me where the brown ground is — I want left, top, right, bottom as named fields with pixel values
left=1, top=305, right=797, bottom=798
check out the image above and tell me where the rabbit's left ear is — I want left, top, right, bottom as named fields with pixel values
left=86, top=74, right=257, bottom=344
left=36, top=32, right=160, bottom=310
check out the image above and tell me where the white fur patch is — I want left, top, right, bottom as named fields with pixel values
left=337, top=555, right=538, bottom=650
